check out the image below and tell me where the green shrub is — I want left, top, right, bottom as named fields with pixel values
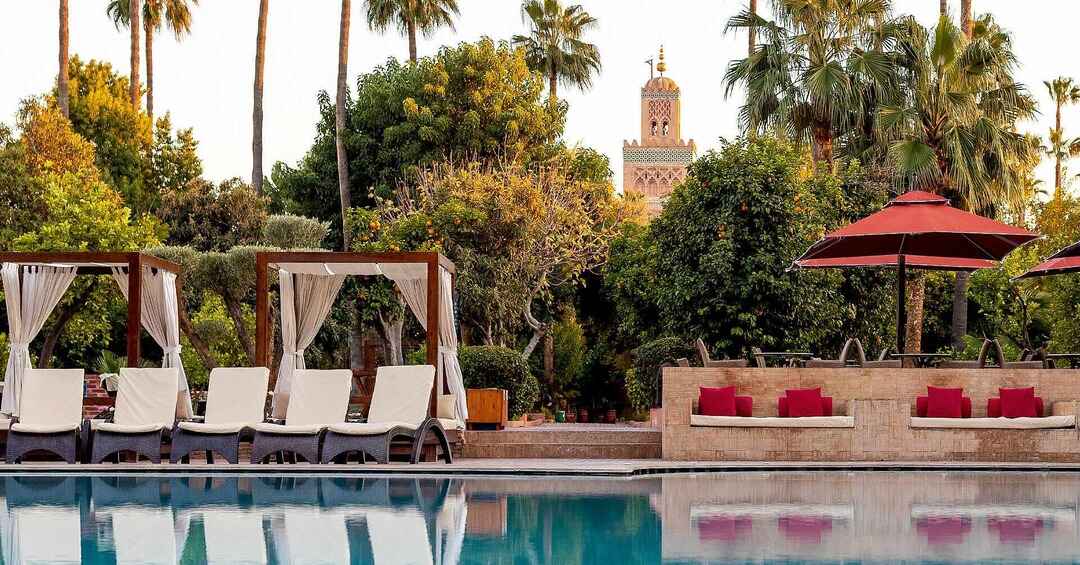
left=626, top=337, right=694, bottom=410
left=459, top=345, right=540, bottom=418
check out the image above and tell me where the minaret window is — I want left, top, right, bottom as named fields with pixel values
left=662, top=120, right=669, bottom=136
left=651, top=120, right=657, bottom=135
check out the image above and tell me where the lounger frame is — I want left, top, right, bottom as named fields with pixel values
left=319, top=418, right=453, bottom=464
left=169, top=425, right=248, bottom=464
left=250, top=429, right=322, bottom=464
left=5, top=420, right=88, bottom=464
left=90, top=428, right=168, bottom=464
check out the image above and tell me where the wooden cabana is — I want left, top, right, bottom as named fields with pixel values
left=0, top=251, right=191, bottom=417
left=254, top=251, right=466, bottom=422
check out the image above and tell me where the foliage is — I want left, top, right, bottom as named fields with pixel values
left=512, top=0, right=601, bottom=98
left=0, top=125, right=46, bottom=245
left=159, top=177, right=269, bottom=251
left=150, top=115, right=202, bottom=196
left=262, top=214, right=329, bottom=249
left=626, top=337, right=695, bottom=410
left=551, top=310, right=585, bottom=402
left=271, top=38, right=565, bottom=239
left=180, top=294, right=252, bottom=389
left=459, top=345, right=540, bottom=418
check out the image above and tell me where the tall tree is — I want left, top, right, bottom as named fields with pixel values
left=128, top=0, right=140, bottom=106
left=961, top=0, right=972, bottom=38
left=724, top=0, right=897, bottom=164
left=939, top=0, right=947, bottom=17
left=878, top=15, right=1037, bottom=351
left=336, top=0, right=352, bottom=250
left=512, top=0, right=601, bottom=102
left=365, top=0, right=459, bottom=63
left=252, top=0, right=268, bottom=194
left=1045, top=77, right=1080, bottom=195
left=58, top=0, right=70, bottom=118
left=107, top=0, right=198, bottom=121
left=748, top=0, right=757, bottom=55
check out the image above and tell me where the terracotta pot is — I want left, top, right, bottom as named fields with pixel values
left=578, top=408, right=589, bottom=423
left=564, top=411, right=577, bottom=423
left=605, top=409, right=618, bottom=424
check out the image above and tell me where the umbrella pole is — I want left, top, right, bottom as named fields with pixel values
left=897, top=255, right=907, bottom=355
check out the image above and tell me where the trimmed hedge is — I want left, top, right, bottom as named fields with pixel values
left=459, top=345, right=540, bottom=419
left=626, top=337, right=695, bottom=410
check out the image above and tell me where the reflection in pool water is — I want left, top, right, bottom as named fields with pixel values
left=0, top=472, right=1077, bottom=563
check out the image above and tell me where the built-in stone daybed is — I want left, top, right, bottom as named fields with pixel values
left=662, top=367, right=1080, bottom=462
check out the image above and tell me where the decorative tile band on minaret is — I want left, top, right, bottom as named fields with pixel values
left=622, top=46, right=696, bottom=217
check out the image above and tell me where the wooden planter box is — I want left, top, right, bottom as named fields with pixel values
left=466, top=388, right=508, bottom=430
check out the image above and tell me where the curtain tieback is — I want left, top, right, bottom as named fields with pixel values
left=289, top=348, right=305, bottom=357
left=162, top=345, right=182, bottom=355
left=438, top=346, right=456, bottom=355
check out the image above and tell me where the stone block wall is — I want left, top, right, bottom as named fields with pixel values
left=662, top=367, right=1080, bottom=462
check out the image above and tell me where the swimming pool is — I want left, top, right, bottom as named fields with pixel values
left=0, top=471, right=1077, bottom=563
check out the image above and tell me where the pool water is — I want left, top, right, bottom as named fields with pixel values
left=0, top=471, right=1078, bottom=564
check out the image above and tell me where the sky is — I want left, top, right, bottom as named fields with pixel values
left=2, top=0, right=1079, bottom=193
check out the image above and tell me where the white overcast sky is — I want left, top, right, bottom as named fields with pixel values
left=1, top=1, right=1077, bottom=192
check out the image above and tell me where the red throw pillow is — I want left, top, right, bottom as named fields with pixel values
left=989, top=396, right=1043, bottom=417
left=786, top=388, right=824, bottom=417
left=735, top=396, right=753, bottom=417
left=916, top=396, right=928, bottom=417
left=821, top=396, right=834, bottom=417
left=926, top=386, right=963, bottom=418
left=700, top=386, right=737, bottom=416
left=778, top=397, right=789, bottom=417
left=961, top=397, right=972, bottom=419
left=999, top=387, right=1037, bottom=418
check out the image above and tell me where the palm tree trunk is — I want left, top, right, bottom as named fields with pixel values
left=961, top=0, right=972, bottom=38
left=336, top=0, right=352, bottom=250
left=407, top=16, right=417, bottom=62
left=144, top=20, right=154, bottom=121
left=252, top=0, right=269, bottom=194
left=549, top=69, right=558, bottom=102
left=748, top=0, right=756, bottom=54
left=1056, top=103, right=1064, bottom=194
left=951, top=271, right=970, bottom=349
left=939, top=0, right=947, bottom=17
left=811, top=124, right=833, bottom=163
left=129, top=0, right=141, bottom=107
left=905, top=272, right=927, bottom=354
left=58, top=0, right=70, bottom=118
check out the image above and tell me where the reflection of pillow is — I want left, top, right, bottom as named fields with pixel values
left=926, top=386, right=963, bottom=418
left=786, top=388, right=824, bottom=418
left=699, top=386, right=736, bottom=416
left=999, top=387, right=1037, bottom=418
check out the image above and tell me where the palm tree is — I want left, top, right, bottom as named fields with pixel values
left=961, top=0, right=972, bottom=38
left=1044, top=77, right=1080, bottom=195
left=939, top=0, right=947, bottom=17
left=365, top=0, right=459, bottom=63
left=252, top=0, right=268, bottom=194
left=58, top=0, right=70, bottom=118
left=748, top=0, right=757, bottom=55
left=724, top=0, right=898, bottom=163
left=877, top=14, right=1037, bottom=351
left=513, top=0, right=600, bottom=101
left=107, top=0, right=198, bottom=121
left=129, top=0, right=140, bottom=106
left=336, top=0, right=352, bottom=249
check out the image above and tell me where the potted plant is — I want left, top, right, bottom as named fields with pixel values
left=577, top=407, right=589, bottom=423
left=605, top=408, right=618, bottom=424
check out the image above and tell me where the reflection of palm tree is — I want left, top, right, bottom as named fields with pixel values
left=365, top=0, right=460, bottom=62
left=1044, top=77, right=1080, bottom=195
left=107, top=0, right=198, bottom=120
left=512, top=0, right=601, bottom=102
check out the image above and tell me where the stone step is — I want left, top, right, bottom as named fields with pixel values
left=462, top=427, right=661, bottom=459
left=462, top=442, right=660, bottom=460
left=464, top=429, right=660, bottom=445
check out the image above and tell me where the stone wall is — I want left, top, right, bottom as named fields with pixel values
left=662, top=367, right=1080, bottom=462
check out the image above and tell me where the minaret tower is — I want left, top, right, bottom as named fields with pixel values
left=622, top=47, right=696, bottom=216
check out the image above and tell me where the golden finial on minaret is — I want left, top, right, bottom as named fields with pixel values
left=656, top=46, right=667, bottom=75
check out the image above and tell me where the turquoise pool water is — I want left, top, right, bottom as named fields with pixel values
left=0, top=471, right=1078, bottom=563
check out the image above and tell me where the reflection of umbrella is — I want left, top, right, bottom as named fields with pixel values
left=1017, top=240, right=1080, bottom=279
left=794, top=191, right=1039, bottom=353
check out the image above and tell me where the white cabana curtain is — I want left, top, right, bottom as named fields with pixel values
left=273, top=270, right=347, bottom=417
left=1, top=263, right=77, bottom=416
left=111, top=267, right=194, bottom=418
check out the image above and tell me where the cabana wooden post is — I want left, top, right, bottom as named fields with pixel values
left=0, top=251, right=181, bottom=368
left=254, top=251, right=456, bottom=419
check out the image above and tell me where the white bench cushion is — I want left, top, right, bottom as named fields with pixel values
left=327, top=422, right=417, bottom=436
left=177, top=421, right=246, bottom=434
left=691, top=415, right=855, bottom=428
left=910, top=416, right=1076, bottom=429
left=96, top=422, right=165, bottom=434
left=11, top=422, right=81, bottom=434
left=254, top=422, right=323, bottom=435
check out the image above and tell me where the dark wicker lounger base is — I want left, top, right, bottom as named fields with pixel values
left=320, top=418, right=453, bottom=464
left=90, top=428, right=167, bottom=464
left=250, top=430, right=322, bottom=464
left=170, top=428, right=245, bottom=464
left=5, top=426, right=84, bottom=464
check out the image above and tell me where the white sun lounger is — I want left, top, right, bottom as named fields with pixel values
left=250, top=369, right=352, bottom=464
left=171, top=367, right=270, bottom=464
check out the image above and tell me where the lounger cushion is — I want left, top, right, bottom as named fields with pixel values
left=690, top=415, right=855, bottom=428
left=253, top=422, right=324, bottom=435
left=176, top=421, right=247, bottom=434
left=115, top=368, right=180, bottom=426
left=910, top=416, right=1076, bottom=429
left=285, top=369, right=352, bottom=427
left=699, top=386, right=736, bottom=416
left=204, top=367, right=270, bottom=426
left=368, top=365, right=436, bottom=425
left=927, top=386, right=963, bottom=418
left=21, top=368, right=84, bottom=428
left=0, top=418, right=11, bottom=431
left=988, top=397, right=1045, bottom=418
left=326, top=421, right=418, bottom=436
left=96, top=422, right=165, bottom=434
left=999, top=387, right=1038, bottom=418
left=10, top=422, right=81, bottom=434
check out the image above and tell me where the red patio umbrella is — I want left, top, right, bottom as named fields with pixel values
left=793, top=191, right=1039, bottom=354
left=1016, top=240, right=1080, bottom=279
